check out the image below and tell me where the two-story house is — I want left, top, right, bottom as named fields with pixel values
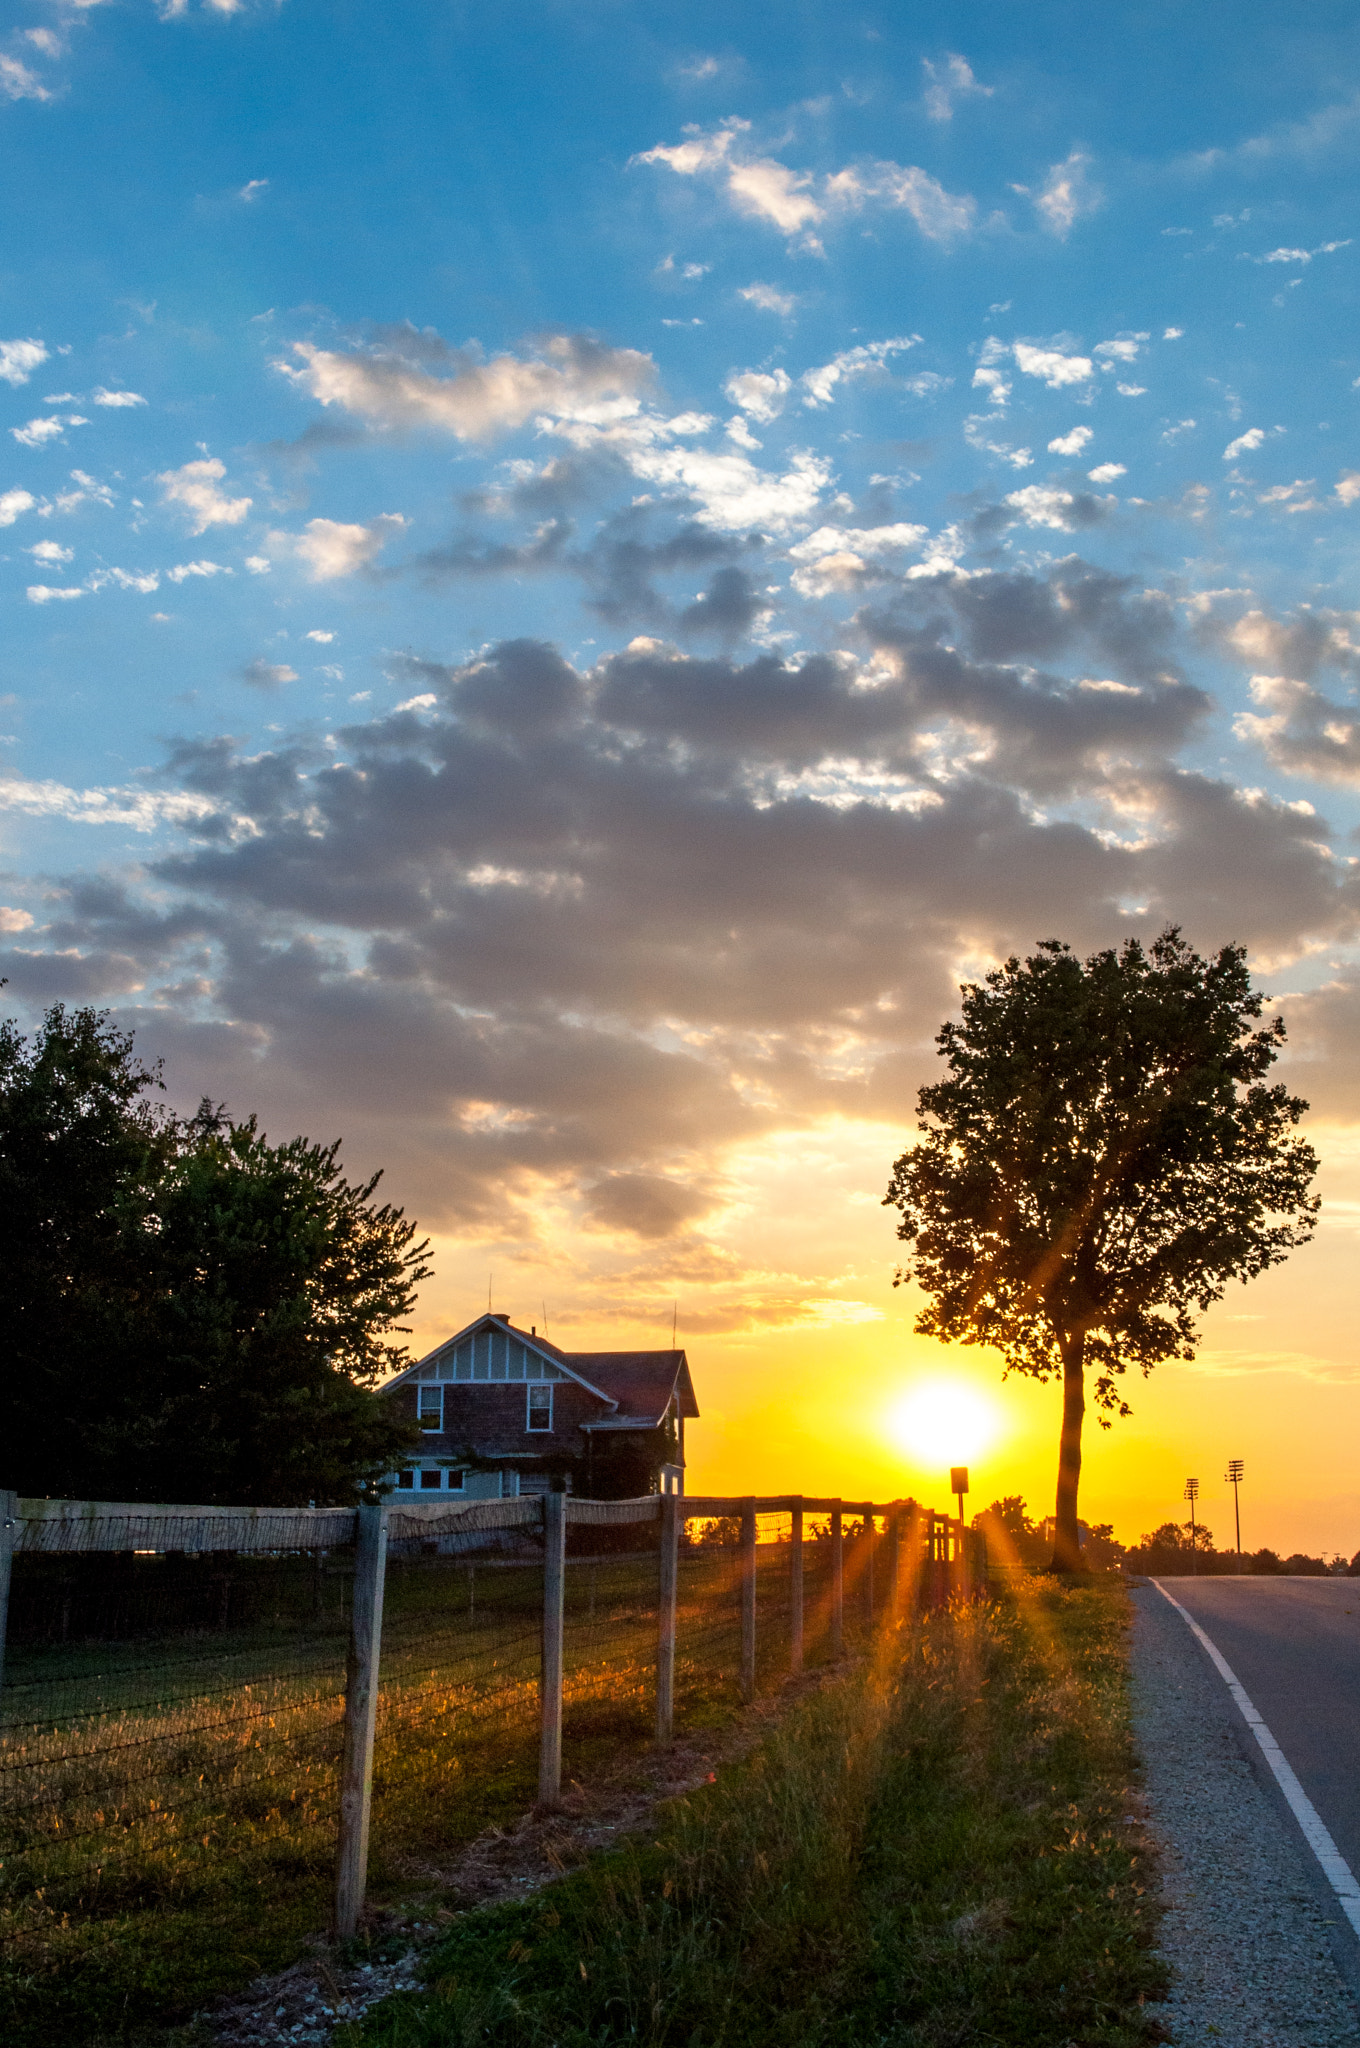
left=382, top=1311, right=698, bottom=1501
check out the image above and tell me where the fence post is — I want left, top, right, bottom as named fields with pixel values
left=539, top=1488, right=566, bottom=1805
left=333, top=1499, right=388, bottom=1938
left=789, top=1497, right=804, bottom=1675
left=830, top=1502, right=843, bottom=1658
left=740, top=1497, right=757, bottom=1701
left=656, top=1490, right=679, bottom=1744
left=0, top=1490, right=16, bottom=1696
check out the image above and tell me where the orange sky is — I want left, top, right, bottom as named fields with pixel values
left=406, top=1110, right=1360, bottom=1563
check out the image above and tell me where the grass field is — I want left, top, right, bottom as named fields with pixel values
left=0, top=1542, right=832, bottom=2048
left=348, top=1578, right=1166, bottom=2048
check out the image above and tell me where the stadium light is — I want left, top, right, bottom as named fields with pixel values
left=1225, top=1459, right=1244, bottom=1573
left=1184, top=1477, right=1201, bottom=1577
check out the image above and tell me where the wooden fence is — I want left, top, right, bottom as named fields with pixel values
left=0, top=1486, right=984, bottom=1936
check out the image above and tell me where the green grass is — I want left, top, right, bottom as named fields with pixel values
left=348, top=1579, right=1166, bottom=2048
left=0, top=1547, right=812, bottom=2047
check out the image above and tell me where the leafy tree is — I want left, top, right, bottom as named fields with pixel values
left=1, top=1003, right=429, bottom=1504
left=884, top=929, right=1319, bottom=1570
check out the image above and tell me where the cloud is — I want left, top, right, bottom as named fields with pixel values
left=306, top=628, right=335, bottom=643
left=1048, top=425, right=1093, bottom=456
left=1004, top=484, right=1112, bottom=530
left=1223, top=428, right=1267, bottom=461
left=1337, top=472, right=1360, bottom=507
left=0, top=488, right=36, bottom=526
left=1245, top=238, right=1351, bottom=265
left=157, top=457, right=252, bottom=532
left=92, top=387, right=147, bottom=407
left=1033, top=151, right=1102, bottom=236
left=0, top=772, right=219, bottom=832
left=922, top=52, right=992, bottom=122
left=738, top=283, right=798, bottom=315
left=0, top=908, right=34, bottom=934
left=1088, top=462, right=1126, bottom=483
left=724, top=368, right=791, bottom=422
left=238, top=178, right=269, bottom=202
left=0, top=339, right=48, bottom=386
left=1012, top=342, right=1093, bottom=389
left=273, top=513, right=408, bottom=581
left=243, top=659, right=298, bottom=689
left=11, top=414, right=88, bottom=447
left=166, top=559, right=231, bottom=582
left=637, top=123, right=976, bottom=247
left=800, top=335, right=920, bottom=407
left=584, top=1172, right=716, bottom=1238
left=0, top=54, right=51, bottom=103
left=27, top=538, right=71, bottom=563
left=26, top=583, right=84, bottom=603
left=280, top=329, right=656, bottom=441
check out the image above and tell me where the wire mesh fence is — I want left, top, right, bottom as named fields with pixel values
left=0, top=1488, right=985, bottom=2046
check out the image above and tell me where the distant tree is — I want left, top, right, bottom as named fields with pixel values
left=1, top=1002, right=429, bottom=1504
left=1081, top=1522, right=1125, bottom=1570
left=884, top=930, right=1319, bottom=1571
left=972, top=1495, right=1046, bottom=1566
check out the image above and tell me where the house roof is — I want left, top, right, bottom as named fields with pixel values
left=386, top=1314, right=699, bottom=1426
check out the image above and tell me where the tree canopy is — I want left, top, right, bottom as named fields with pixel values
left=884, top=929, right=1319, bottom=1569
left=1, top=1003, right=428, bottom=1504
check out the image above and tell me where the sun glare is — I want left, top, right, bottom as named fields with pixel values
left=892, top=1381, right=1002, bottom=1468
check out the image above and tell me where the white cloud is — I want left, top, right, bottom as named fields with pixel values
left=1094, top=334, right=1148, bottom=367
left=638, top=123, right=976, bottom=247
left=239, top=179, right=269, bottom=202
left=801, top=335, right=920, bottom=407
left=166, top=559, right=231, bottom=582
left=244, top=659, right=298, bottom=688
left=739, top=283, right=798, bottom=316
left=1033, top=151, right=1101, bottom=237
left=625, top=440, right=829, bottom=534
left=0, top=772, right=219, bottom=832
left=284, top=513, right=407, bottom=581
left=1161, top=419, right=1197, bottom=443
left=903, top=370, right=952, bottom=397
left=1005, top=485, right=1082, bottom=529
left=26, top=584, right=84, bottom=603
left=0, top=489, right=36, bottom=526
left=1116, top=383, right=1147, bottom=397
left=1012, top=341, right=1093, bottom=388
left=86, top=567, right=160, bottom=594
left=827, top=161, right=976, bottom=242
left=27, top=538, right=71, bottom=563
left=157, top=457, right=252, bottom=533
left=0, top=907, right=34, bottom=933
left=281, top=333, right=655, bottom=440
left=306, top=628, right=335, bottom=642
left=787, top=518, right=927, bottom=593
left=0, top=339, right=48, bottom=386
left=0, top=54, right=51, bottom=103
left=922, top=52, right=992, bottom=122
left=92, top=387, right=147, bottom=408
left=1163, top=327, right=1184, bottom=340
left=1224, top=428, right=1267, bottom=461
left=1048, top=425, right=1093, bottom=456
left=245, top=554, right=271, bottom=573
left=724, top=368, right=791, bottom=422
left=725, top=415, right=761, bottom=450
left=11, top=414, right=88, bottom=447
left=1088, top=462, right=1126, bottom=482
left=1247, top=239, right=1351, bottom=265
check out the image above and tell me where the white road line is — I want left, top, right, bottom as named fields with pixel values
left=1152, top=1579, right=1360, bottom=1940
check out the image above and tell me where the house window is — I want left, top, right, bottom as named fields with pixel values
left=527, top=1384, right=553, bottom=1432
left=446, top=1468, right=465, bottom=1491
left=396, top=1469, right=415, bottom=1490
left=419, top=1386, right=443, bottom=1431
left=419, top=1467, right=442, bottom=1489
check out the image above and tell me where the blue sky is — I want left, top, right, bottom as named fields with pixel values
left=5, top=0, right=1360, bottom=1531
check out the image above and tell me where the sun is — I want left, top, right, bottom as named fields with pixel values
left=891, top=1380, right=1002, bottom=1469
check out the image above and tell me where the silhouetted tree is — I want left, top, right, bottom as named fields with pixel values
left=884, top=930, right=1319, bottom=1570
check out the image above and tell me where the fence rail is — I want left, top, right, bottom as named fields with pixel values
left=0, top=1484, right=985, bottom=1962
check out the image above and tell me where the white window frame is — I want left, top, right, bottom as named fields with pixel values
left=526, top=1383, right=553, bottom=1432
left=418, top=1384, right=444, bottom=1432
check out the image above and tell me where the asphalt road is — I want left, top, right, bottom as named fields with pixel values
left=1155, top=1577, right=1360, bottom=1904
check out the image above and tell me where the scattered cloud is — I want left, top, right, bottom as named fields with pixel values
left=1033, top=151, right=1102, bottom=236
left=274, top=512, right=408, bottom=580
left=157, top=457, right=252, bottom=533
left=1088, top=462, right=1127, bottom=482
left=11, top=414, right=88, bottom=447
left=922, top=52, right=992, bottom=122
left=0, top=339, right=48, bottom=386
left=92, top=387, right=147, bottom=407
left=27, top=538, right=72, bottom=563
left=0, top=489, right=36, bottom=526
left=26, top=583, right=84, bottom=603
left=166, top=559, right=231, bottom=582
left=0, top=54, right=51, bottom=104
left=306, top=628, right=335, bottom=642
left=738, top=283, right=799, bottom=316
left=243, top=658, right=298, bottom=688
left=724, top=368, right=791, bottom=422
left=1012, top=341, right=1093, bottom=388
left=1223, top=427, right=1267, bottom=461
left=238, top=178, right=269, bottom=202
left=1049, top=425, right=1093, bottom=456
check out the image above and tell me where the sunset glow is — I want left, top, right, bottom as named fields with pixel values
left=890, top=1381, right=1004, bottom=1471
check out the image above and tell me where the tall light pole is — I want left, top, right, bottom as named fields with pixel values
left=1184, top=1478, right=1200, bottom=1576
left=1225, top=1460, right=1244, bottom=1572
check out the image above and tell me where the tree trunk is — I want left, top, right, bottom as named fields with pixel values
left=1050, top=1333, right=1085, bottom=1571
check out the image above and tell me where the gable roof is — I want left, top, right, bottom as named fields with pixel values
left=385, top=1313, right=698, bottom=1425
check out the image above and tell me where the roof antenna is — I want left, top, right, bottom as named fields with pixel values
left=542, top=1298, right=549, bottom=1340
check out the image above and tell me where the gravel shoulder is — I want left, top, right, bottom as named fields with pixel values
left=1130, top=1581, right=1360, bottom=2048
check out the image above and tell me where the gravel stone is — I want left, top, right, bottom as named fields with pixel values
left=1130, top=1582, right=1360, bottom=2047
